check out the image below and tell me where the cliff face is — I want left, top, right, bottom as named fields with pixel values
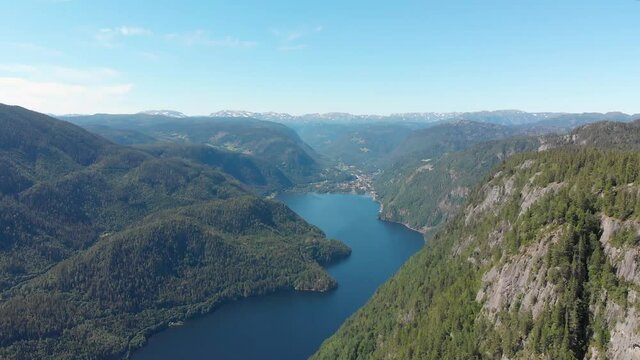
left=313, top=148, right=640, bottom=360
left=376, top=137, right=542, bottom=233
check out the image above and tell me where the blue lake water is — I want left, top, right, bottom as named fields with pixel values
left=133, top=193, right=424, bottom=360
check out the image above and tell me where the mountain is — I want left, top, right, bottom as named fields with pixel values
left=0, top=104, right=350, bottom=359
left=81, top=124, right=158, bottom=145
left=139, top=143, right=293, bottom=193
left=207, top=110, right=636, bottom=127
left=209, top=110, right=258, bottom=118
left=377, top=137, right=542, bottom=232
left=541, top=120, right=640, bottom=150
left=138, top=110, right=187, bottom=118
left=385, top=120, right=517, bottom=167
left=290, top=122, right=426, bottom=171
left=374, top=119, right=640, bottom=233
left=314, top=146, right=640, bottom=360
left=295, top=120, right=519, bottom=174
left=518, top=112, right=636, bottom=133
left=64, top=113, right=335, bottom=186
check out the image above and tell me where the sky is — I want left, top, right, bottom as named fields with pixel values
left=0, top=0, right=639, bottom=115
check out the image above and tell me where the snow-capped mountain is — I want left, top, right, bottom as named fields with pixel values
left=204, top=109, right=634, bottom=127
left=387, top=112, right=461, bottom=122
left=209, top=110, right=257, bottom=118
left=139, top=110, right=187, bottom=118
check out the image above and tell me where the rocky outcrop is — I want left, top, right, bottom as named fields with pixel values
left=477, top=230, right=560, bottom=320
left=519, top=181, right=564, bottom=216
left=607, top=299, right=640, bottom=359
left=465, top=174, right=515, bottom=225
left=600, top=215, right=640, bottom=286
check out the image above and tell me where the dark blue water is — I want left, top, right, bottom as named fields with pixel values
left=134, top=193, right=424, bottom=360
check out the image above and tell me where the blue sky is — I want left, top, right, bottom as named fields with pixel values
left=0, top=0, right=639, bottom=115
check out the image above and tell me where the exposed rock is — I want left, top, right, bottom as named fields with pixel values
left=599, top=215, right=640, bottom=286
left=450, top=186, right=470, bottom=198
left=465, top=175, right=515, bottom=225
left=519, top=182, right=564, bottom=216
left=588, top=346, right=602, bottom=360
left=517, top=159, right=536, bottom=170
left=452, top=235, right=475, bottom=257
left=487, top=221, right=510, bottom=249
left=608, top=307, right=640, bottom=360
left=397, top=308, right=416, bottom=325
left=477, top=230, right=561, bottom=320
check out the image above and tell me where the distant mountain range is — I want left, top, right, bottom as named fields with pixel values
left=59, top=109, right=639, bottom=127
left=180, top=109, right=639, bottom=126
left=314, top=119, right=640, bottom=360
left=138, top=110, right=188, bottom=118
left=0, top=104, right=350, bottom=358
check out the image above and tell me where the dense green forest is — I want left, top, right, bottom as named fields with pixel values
left=66, top=113, right=346, bottom=186
left=138, top=143, right=293, bottom=194
left=376, top=137, right=541, bottom=232
left=314, top=147, right=640, bottom=359
left=0, top=104, right=350, bottom=359
left=375, top=120, right=640, bottom=232
left=291, top=122, right=424, bottom=171
left=4, top=102, right=640, bottom=359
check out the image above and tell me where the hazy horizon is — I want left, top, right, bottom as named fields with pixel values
left=45, top=108, right=640, bottom=118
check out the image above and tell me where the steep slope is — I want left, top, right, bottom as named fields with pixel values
left=385, top=120, right=516, bottom=167
left=373, top=121, right=522, bottom=229
left=0, top=104, right=350, bottom=359
left=376, top=120, right=640, bottom=232
left=377, top=137, right=542, bottom=232
left=290, top=122, right=423, bottom=171
left=314, top=148, right=640, bottom=359
left=520, top=112, right=634, bottom=132
left=66, top=114, right=331, bottom=185
left=138, top=144, right=293, bottom=194
left=541, top=119, right=640, bottom=151
left=81, top=124, right=158, bottom=145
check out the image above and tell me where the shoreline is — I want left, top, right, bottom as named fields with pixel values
left=281, top=172, right=431, bottom=237
left=131, top=191, right=424, bottom=359
left=279, top=187, right=430, bottom=237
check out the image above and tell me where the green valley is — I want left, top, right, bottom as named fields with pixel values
left=0, top=104, right=350, bottom=359
left=314, top=146, right=640, bottom=359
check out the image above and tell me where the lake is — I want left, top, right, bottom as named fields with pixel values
left=133, top=193, right=424, bottom=360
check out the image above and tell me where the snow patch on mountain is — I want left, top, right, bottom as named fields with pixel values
left=139, top=110, right=187, bottom=118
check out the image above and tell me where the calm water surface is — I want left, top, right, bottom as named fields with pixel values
left=134, top=193, right=424, bottom=360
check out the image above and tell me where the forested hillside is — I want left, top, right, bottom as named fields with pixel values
left=377, top=137, right=541, bottom=232
left=0, top=104, right=350, bottom=359
left=65, top=114, right=339, bottom=186
left=314, top=147, right=640, bottom=359
left=290, top=122, right=424, bottom=171
left=375, top=120, right=640, bottom=232
left=542, top=120, right=640, bottom=151
left=138, top=144, right=293, bottom=194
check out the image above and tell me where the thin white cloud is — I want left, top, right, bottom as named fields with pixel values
left=49, top=66, right=120, bottom=83
left=0, top=41, right=63, bottom=57
left=0, top=63, right=132, bottom=114
left=0, top=77, right=133, bottom=114
left=166, top=30, right=256, bottom=48
left=96, top=26, right=152, bottom=47
left=0, top=64, right=38, bottom=74
left=279, top=44, right=309, bottom=51
left=0, top=64, right=120, bottom=84
left=137, top=51, right=161, bottom=61
left=99, top=26, right=152, bottom=37
left=271, top=25, right=323, bottom=51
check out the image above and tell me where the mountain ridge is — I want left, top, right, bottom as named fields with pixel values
left=0, top=104, right=350, bottom=359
